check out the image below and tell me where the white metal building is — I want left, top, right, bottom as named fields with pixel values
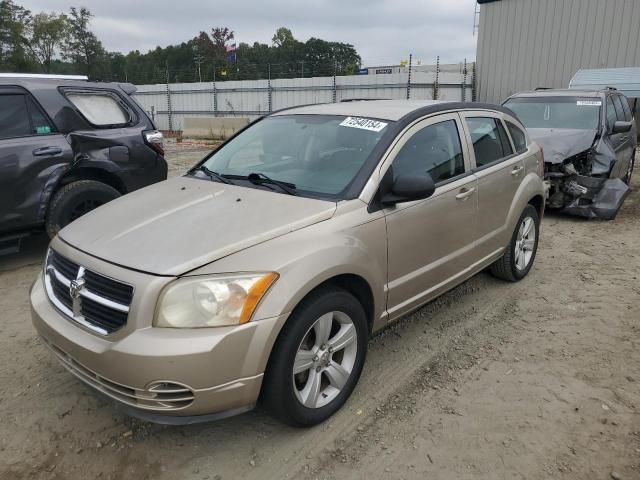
left=476, top=0, right=640, bottom=103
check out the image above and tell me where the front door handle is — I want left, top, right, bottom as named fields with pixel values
left=33, top=146, right=63, bottom=157
left=455, top=187, right=475, bottom=200
left=511, top=165, right=524, bottom=176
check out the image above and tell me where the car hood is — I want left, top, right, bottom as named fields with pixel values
left=59, top=177, right=337, bottom=276
left=527, top=128, right=598, bottom=164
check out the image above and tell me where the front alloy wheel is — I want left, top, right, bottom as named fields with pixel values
left=293, top=311, right=358, bottom=409
left=262, top=287, right=368, bottom=426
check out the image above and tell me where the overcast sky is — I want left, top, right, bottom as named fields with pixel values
left=19, top=0, right=478, bottom=66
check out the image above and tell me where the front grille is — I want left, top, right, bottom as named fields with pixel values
left=44, top=249, right=134, bottom=335
left=84, top=270, right=133, bottom=305
left=44, top=340, right=194, bottom=411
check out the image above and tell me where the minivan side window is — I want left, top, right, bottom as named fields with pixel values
left=606, top=97, right=617, bottom=131
left=0, top=95, right=32, bottom=139
left=506, top=121, right=528, bottom=153
left=66, top=92, right=130, bottom=126
left=392, top=119, right=465, bottom=183
left=465, top=117, right=513, bottom=168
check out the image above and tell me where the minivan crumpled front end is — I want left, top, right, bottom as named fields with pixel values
left=30, top=238, right=288, bottom=423
left=531, top=128, right=630, bottom=220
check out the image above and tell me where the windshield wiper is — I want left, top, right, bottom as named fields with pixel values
left=223, top=172, right=297, bottom=196
left=195, top=165, right=234, bottom=185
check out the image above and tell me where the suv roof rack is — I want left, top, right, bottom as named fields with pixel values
left=0, top=73, right=88, bottom=80
left=534, top=87, right=552, bottom=91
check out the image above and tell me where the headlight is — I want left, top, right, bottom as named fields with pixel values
left=154, top=272, right=278, bottom=328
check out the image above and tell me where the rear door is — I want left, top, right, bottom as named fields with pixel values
left=459, top=112, right=523, bottom=259
left=382, top=113, right=478, bottom=321
left=0, top=87, right=73, bottom=233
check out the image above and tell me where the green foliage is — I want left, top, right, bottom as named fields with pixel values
left=0, top=1, right=362, bottom=83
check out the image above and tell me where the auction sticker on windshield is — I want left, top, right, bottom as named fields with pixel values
left=340, top=117, right=388, bottom=132
left=577, top=100, right=602, bottom=106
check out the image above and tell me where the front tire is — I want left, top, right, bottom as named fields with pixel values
left=490, top=204, right=540, bottom=282
left=46, top=180, right=121, bottom=238
left=262, top=287, right=368, bottom=427
left=623, top=151, right=635, bottom=185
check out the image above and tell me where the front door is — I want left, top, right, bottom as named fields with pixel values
left=383, top=113, right=478, bottom=321
left=0, top=87, right=73, bottom=233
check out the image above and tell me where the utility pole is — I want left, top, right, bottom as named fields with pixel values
left=193, top=46, right=204, bottom=83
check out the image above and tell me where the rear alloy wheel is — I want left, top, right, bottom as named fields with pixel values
left=490, top=204, right=540, bottom=282
left=262, top=288, right=368, bottom=427
left=46, top=180, right=121, bottom=238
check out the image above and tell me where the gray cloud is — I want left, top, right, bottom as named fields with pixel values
left=20, top=0, right=478, bottom=66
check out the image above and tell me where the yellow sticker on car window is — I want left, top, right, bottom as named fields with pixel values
left=339, top=117, right=388, bottom=132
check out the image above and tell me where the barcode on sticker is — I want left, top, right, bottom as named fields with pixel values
left=577, top=100, right=602, bottom=106
left=339, top=117, right=388, bottom=132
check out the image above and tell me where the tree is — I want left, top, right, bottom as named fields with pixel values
left=63, top=7, right=105, bottom=76
left=24, top=12, right=68, bottom=73
left=272, top=27, right=294, bottom=48
left=0, top=0, right=31, bottom=71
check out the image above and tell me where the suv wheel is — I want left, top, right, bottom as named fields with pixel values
left=623, top=151, right=635, bottom=185
left=262, top=287, right=368, bottom=427
left=490, top=204, right=540, bottom=282
left=46, top=180, right=120, bottom=238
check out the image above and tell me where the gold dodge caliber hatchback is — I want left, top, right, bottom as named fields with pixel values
left=31, top=100, right=545, bottom=426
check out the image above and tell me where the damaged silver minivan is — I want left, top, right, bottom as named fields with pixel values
left=504, top=88, right=636, bottom=219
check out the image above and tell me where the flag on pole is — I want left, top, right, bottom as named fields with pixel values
left=226, top=43, right=237, bottom=62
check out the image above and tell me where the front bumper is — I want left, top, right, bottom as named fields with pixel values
left=31, top=276, right=287, bottom=420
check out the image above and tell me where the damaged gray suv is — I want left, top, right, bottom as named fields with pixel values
left=504, top=88, right=636, bottom=219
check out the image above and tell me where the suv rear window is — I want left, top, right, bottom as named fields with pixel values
left=66, top=92, right=130, bottom=126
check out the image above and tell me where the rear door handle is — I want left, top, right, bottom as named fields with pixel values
left=33, top=146, right=62, bottom=157
left=455, top=187, right=475, bottom=200
left=511, top=165, right=524, bottom=176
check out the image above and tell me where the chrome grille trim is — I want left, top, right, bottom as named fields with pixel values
left=43, top=249, right=133, bottom=335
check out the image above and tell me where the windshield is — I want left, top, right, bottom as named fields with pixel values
left=195, top=114, right=390, bottom=198
left=504, top=96, right=601, bottom=130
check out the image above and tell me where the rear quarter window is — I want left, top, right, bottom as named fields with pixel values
left=506, top=121, right=528, bottom=153
left=66, top=92, right=131, bottom=127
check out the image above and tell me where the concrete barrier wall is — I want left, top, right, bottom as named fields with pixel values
left=183, top=117, right=250, bottom=139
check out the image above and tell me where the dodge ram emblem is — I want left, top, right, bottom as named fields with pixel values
left=69, top=279, right=84, bottom=300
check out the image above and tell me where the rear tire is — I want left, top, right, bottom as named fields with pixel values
left=262, top=287, right=368, bottom=427
left=623, top=151, right=635, bottom=185
left=490, top=204, right=540, bottom=282
left=46, top=180, right=120, bottom=238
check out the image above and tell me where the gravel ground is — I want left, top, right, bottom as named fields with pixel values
left=0, top=149, right=639, bottom=480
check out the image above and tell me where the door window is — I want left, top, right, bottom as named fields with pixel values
left=606, top=97, right=617, bottom=131
left=466, top=117, right=513, bottom=168
left=612, top=95, right=626, bottom=122
left=0, top=95, right=31, bottom=139
left=506, top=121, right=528, bottom=153
left=392, top=119, right=465, bottom=183
left=620, top=96, right=633, bottom=121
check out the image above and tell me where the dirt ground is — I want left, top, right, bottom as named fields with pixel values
left=1, top=146, right=639, bottom=480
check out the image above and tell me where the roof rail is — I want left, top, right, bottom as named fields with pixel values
left=605, top=86, right=618, bottom=90
left=0, top=73, right=88, bottom=80
left=534, top=87, right=552, bottom=91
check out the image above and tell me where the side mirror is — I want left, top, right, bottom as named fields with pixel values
left=382, top=174, right=436, bottom=205
left=612, top=120, right=632, bottom=134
